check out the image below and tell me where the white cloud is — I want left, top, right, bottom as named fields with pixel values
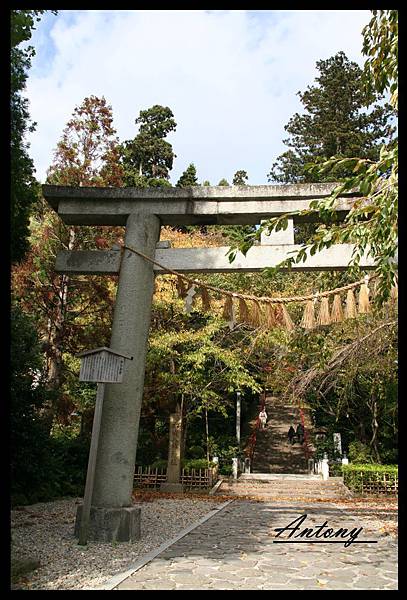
left=25, top=9, right=371, bottom=184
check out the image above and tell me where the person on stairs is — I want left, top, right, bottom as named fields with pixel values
left=287, top=424, right=296, bottom=445
left=296, top=422, right=305, bottom=444
left=259, top=408, right=268, bottom=429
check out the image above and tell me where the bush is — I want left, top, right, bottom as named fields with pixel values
left=183, top=458, right=215, bottom=471
left=348, top=441, right=375, bottom=464
left=342, top=463, right=398, bottom=494
left=11, top=493, right=30, bottom=507
left=186, top=445, right=205, bottom=459
left=219, top=464, right=233, bottom=476
left=149, top=459, right=168, bottom=470
left=11, top=432, right=90, bottom=507
left=49, top=434, right=90, bottom=497
left=379, top=447, right=398, bottom=464
left=313, top=435, right=342, bottom=461
left=329, top=462, right=344, bottom=477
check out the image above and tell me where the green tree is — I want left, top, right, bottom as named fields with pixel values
left=174, top=164, right=200, bottom=233
left=362, top=10, right=398, bottom=107
left=233, top=170, right=248, bottom=185
left=11, top=300, right=57, bottom=503
left=10, top=10, right=56, bottom=263
left=268, top=51, right=395, bottom=184
left=120, top=105, right=177, bottom=186
left=218, top=178, right=229, bottom=186
left=144, top=308, right=262, bottom=463
left=222, top=170, right=255, bottom=245
left=176, top=163, right=198, bottom=187
left=230, top=13, right=398, bottom=303
left=282, top=315, right=397, bottom=464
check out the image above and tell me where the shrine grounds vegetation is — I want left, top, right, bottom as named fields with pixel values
left=11, top=259, right=398, bottom=505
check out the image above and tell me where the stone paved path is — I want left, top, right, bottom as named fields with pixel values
left=115, top=500, right=397, bottom=590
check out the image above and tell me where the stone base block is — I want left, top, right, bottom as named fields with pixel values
left=74, top=504, right=141, bottom=542
left=160, top=482, right=184, bottom=493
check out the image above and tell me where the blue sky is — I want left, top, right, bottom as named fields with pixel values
left=24, top=9, right=371, bottom=185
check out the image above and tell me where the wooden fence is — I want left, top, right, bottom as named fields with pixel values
left=134, top=466, right=217, bottom=489
left=343, top=470, right=398, bottom=495
left=358, top=472, right=398, bottom=495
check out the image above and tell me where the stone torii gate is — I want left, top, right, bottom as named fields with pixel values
left=43, top=183, right=375, bottom=541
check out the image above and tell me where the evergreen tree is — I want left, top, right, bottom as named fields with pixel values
left=10, top=10, right=56, bottom=263
left=120, top=105, right=177, bottom=186
left=250, top=14, right=398, bottom=303
left=176, top=163, right=198, bottom=187
left=219, top=171, right=255, bottom=244
left=233, top=170, right=248, bottom=185
left=268, top=51, right=395, bottom=183
left=172, top=163, right=200, bottom=232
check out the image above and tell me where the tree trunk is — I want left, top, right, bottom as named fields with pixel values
left=44, top=226, right=75, bottom=430
left=181, top=417, right=188, bottom=463
left=370, top=398, right=381, bottom=463
left=357, top=420, right=367, bottom=444
left=179, top=394, right=187, bottom=462
left=205, top=406, right=210, bottom=465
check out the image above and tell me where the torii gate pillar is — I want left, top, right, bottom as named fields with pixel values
left=82, top=212, right=160, bottom=541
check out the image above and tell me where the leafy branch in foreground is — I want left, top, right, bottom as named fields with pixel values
left=285, top=319, right=397, bottom=402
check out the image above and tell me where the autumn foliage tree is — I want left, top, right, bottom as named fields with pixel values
left=13, top=96, right=125, bottom=430
left=46, top=95, right=124, bottom=187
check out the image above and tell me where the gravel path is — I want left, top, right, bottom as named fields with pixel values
left=11, top=495, right=222, bottom=590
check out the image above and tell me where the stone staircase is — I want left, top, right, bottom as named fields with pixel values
left=214, top=396, right=352, bottom=501
left=251, top=397, right=314, bottom=474
left=217, top=475, right=352, bottom=500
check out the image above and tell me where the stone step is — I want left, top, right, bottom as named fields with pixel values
left=217, top=476, right=352, bottom=500
left=239, top=473, right=322, bottom=481
left=226, top=479, right=343, bottom=488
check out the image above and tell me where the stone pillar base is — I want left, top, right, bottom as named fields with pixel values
left=160, top=482, right=184, bottom=493
left=74, top=504, right=141, bottom=542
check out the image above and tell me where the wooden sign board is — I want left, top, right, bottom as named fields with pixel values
left=77, top=347, right=132, bottom=383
